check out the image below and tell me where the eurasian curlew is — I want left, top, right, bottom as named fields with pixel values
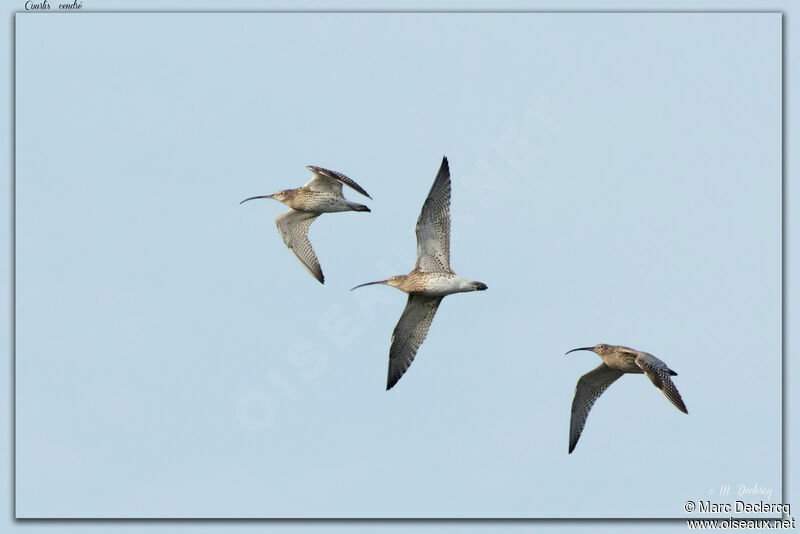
left=566, top=343, right=688, bottom=453
left=352, top=156, right=487, bottom=390
left=241, top=165, right=371, bottom=284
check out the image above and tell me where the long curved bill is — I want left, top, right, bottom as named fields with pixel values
left=240, top=194, right=274, bottom=205
left=350, top=280, right=388, bottom=291
left=565, top=346, right=594, bottom=355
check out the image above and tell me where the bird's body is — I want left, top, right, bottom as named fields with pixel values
left=596, top=346, right=641, bottom=373
left=566, top=344, right=688, bottom=454
left=241, top=165, right=371, bottom=284
left=275, top=188, right=368, bottom=213
left=352, top=156, right=487, bottom=390
left=378, top=269, right=483, bottom=296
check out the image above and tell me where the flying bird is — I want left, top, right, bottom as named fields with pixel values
left=241, top=165, right=372, bottom=284
left=352, top=156, right=487, bottom=390
left=565, top=343, right=688, bottom=454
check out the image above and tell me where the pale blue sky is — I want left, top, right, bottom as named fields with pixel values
left=2, top=0, right=795, bottom=532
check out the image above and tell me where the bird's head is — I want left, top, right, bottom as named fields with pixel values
left=240, top=190, right=291, bottom=205
left=565, top=343, right=613, bottom=357
left=350, top=275, right=407, bottom=291
left=270, top=190, right=291, bottom=202
left=385, top=276, right=407, bottom=288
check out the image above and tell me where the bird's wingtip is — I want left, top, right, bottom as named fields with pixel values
left=435, top=156, right=450, bottom=178
left=386, top=374, right=399, bottom=390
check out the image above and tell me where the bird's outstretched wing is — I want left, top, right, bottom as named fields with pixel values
left=635, top=353, right=688, bottom=414
left=386, top=294, right=443, bottom=390
left=569, top=363, right=625, bottom=453
left=415, top=156, right=451, bottom=273
left=275, top=210, right=323, bottom=284
left=304, top=166, right=372, bottom=199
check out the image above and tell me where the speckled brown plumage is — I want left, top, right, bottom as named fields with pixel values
left=241, top=165, right=371, bottom=284
left=566, top=344, right=688, bottom=454
left=351, top=156, right=487, bottom=390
